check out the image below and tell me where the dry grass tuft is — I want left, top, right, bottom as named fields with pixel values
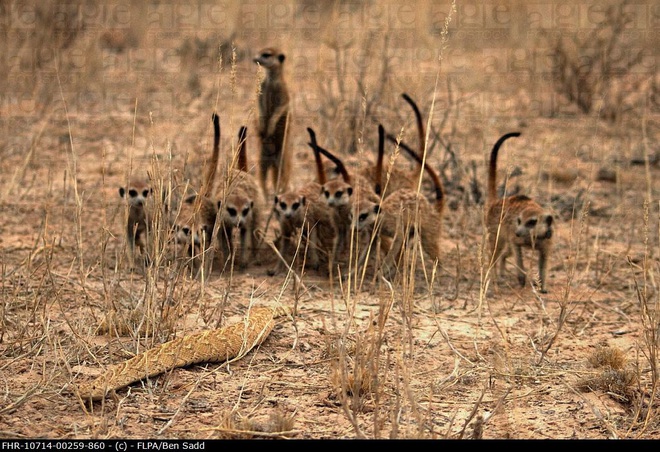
left=578, top=345, right=638, bottom=403
left=587, top=345, right=628, bottom=371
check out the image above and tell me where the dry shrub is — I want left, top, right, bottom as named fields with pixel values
left=578, top=345, right=638, bottom=403
left=587, top=345, right=627, bottom=370
left=545, top=0, right=654, bottom=122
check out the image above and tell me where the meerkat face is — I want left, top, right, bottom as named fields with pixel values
left=273, top=193, right=305, bottom=221
left=219, top=195, right=254, bottom=229
left=172, top=196, right=215, bottom=254
left=514, top=210, right=554, bottom=245
left=253, top=48, right=285, bottom=69
left=351, top=199, right=380, bottom=232
left=321, top=180, right=353, bottom=208
left=119, top=179, right=151, bottom=207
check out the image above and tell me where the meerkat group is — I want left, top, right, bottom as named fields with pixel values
left=118, top=47, right=556, bottom=292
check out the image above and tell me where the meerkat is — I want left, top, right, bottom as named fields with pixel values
left=254, top=47, right=292, bottom=196
left=214, top=125, right=264, bottom=270
left=119, top=176, right=153, bottom=269
left=362, top=92, right=433, bottom=197
left=319, top=125, right=417, bottom=197
left=307, top=127, right=380, bottom=262
left=267, top=137, right=337, bottom=277
left=351, top=141, right=446, bottom=278
left=485, top=132, right=554, bottom=293
left=171, top=113, right=221, bottom=274
left=268, top=190, right=338, bottom=277
left=382, top=92, right=436, bottom=194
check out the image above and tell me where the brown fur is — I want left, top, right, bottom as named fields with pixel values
left=307, top=128, right=379, bottom=263
left=254, top=47, right=292, bottom=196
left=118, top=177, right=153, bottom=269
left=269, top=132, right=337, bottom=276
left=269, top=190, right=338, bottom=277
left=351, top=142, right=445, bottom=278
left=357, top=122, right=416, bottom=197
left=215, top=126, right=263, bottom=270
left=171, top=113, right=221, bottom=275
left=382, top=93, right=439, bottom=196
left=485, top=132, right=554, bottom=293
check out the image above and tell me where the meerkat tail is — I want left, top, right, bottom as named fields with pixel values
left=237, top=125, right=248, bottom=173
left=394, top=131, right=445, bottom=213
left=307, top=130, right=352, bottom=184
left=307, top=127, right=326, bottom=185
left=201, top=112, right=221, bottom=199
left=488, top=132, right=522, bottom=203
left=401, top=93, right=426, bottom=156
left=375, top=124, right=385, bottom=196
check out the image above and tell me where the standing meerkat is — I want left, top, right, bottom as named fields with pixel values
left=214, top=125, right=264, bottom=270
left=485, top=132, right=554, bottom=293
left=119, top=176, right=153, bottom=269
left=351, top=142, right=446, bottom=278
left=254, top=47, right=292, bottom=197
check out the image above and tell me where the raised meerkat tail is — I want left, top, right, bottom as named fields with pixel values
left=392, top=128, right=445, bottom=213
left=488, top=132, right=522, bottom=203
left=307, top=127, right=326, bottom=185
left=401, top=93, right=426, bottom=156
left=306, top=129, right=352, bottom=184
left=201, top=112, right=221, bottom=199
left=375, top=124, right=385, bottom=195
left=237, top=126, right=248, bottom=173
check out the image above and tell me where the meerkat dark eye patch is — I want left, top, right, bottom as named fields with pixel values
left=261, top=52, right=272, bottom=58
left=335, top=191, right=343, bottom=198
left=242, top=207, right=250, bottom=217
left=359, top=213, right=369, bottom=222
left=292, top=202, right=300, bottom=210
left=182, top=227, right=190, bottom=236
left=227, top=208, right=237, bottom=216
left=142, top=190, right=149, bottom=198
left=525, top=218, right=538, bottom=228
left=128, top=189, right=138, bottom=197
left=279, top=202, right=287, bottom=210
left=324, top=191, right=330, bottom=198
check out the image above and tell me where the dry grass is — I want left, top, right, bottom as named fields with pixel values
left=1, top=0, right=660, bottom=440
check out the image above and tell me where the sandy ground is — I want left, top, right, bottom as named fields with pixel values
left=1, top=0, right=659, bottom=440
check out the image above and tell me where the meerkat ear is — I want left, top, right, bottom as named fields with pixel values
left=273, top=195, right=279, bottom=204
left=278, top=53, right=285, bottom=63
left=217, top=200, right=222, bottom=209
left=250, top=200, right=254, bottom=208
left=119, top=187, right=126, bottom=198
